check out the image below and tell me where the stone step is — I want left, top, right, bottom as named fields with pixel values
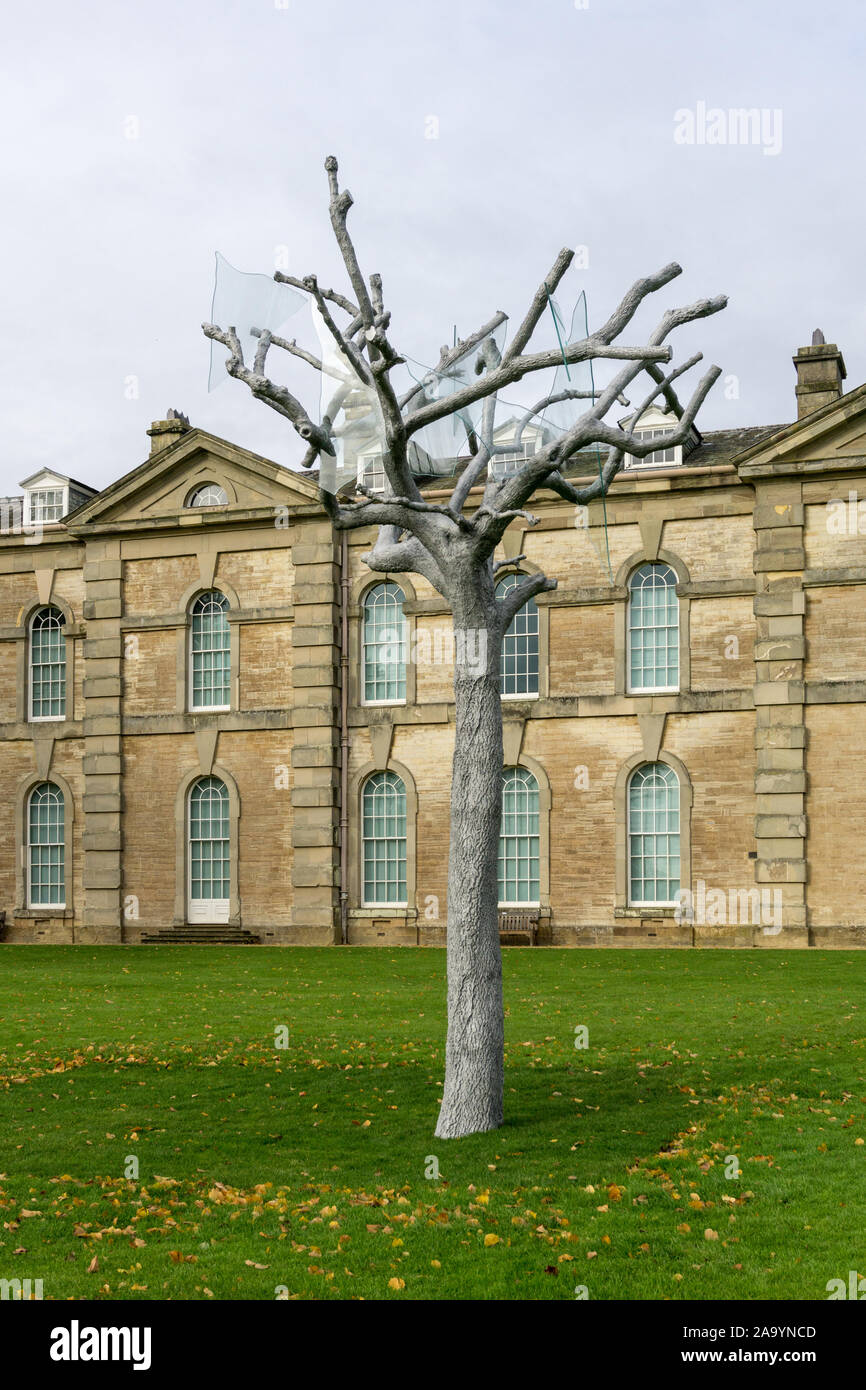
left=140, top=927, right=261, bottom=945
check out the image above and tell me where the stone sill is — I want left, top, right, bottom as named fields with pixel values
left=14, top=909, right=75, bottom=920
left=350, top=908, right=418, bottom=920
left=614, top=907, right=678, bottom=919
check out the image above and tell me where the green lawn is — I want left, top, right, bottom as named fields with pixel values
left=0, top=946, right=864, bottom=1301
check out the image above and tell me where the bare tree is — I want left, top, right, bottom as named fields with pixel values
left=203, top=156, right=726, bottom=1140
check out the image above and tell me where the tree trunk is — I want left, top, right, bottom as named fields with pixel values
left=435, top=596, right=505, bottom=1139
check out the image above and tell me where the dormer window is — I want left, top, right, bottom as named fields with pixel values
left=358, top=456, right=387, bottom=495
left=186, top=483, right=228, bottom=507
left=490, top=440, right=539, bottom=480
left=19, top=470, right=96, bottom=527
left=623, top=408, right=697, bottom=470
left=488, top=421, right=544, bottom=480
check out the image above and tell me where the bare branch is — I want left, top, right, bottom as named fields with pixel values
left=274, top=270, right=357, bottom=317
left=202, top=322, right=335, bottom=456
left=495, top=570, right=558, bottom=628
left=502, top=246, right=574, bottom=363
left=251, top=326, right=322, bottom=373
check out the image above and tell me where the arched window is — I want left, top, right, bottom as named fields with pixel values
left=362, top=771, right=407, bottom=905
left=27, top=782, right=65, bottom=906
left=188, top=776, right=230, bottom=922
left=29, top=606, right=66, bottom=720
left=627, top=563, right=679, bottom=692
left=628, top=762, right=680, bottom=905
left=496, top=573, right=539, bottom=697
left=186, top=483, right=228, bottom=507
left=362, top=583, right=406, bottom=704
left=499, top=767, right=540, bottom=905
left=190, top=591, right=230, bottom=710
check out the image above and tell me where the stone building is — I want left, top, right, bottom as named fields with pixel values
left=1, top=336, right=864, bottom=948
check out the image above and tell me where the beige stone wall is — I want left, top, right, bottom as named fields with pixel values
left=690, top=596, right=755, bottom=690
left=0, top=641, right=17, bottom=722
left=805, top=704, right=866, bottom=927
left=240, top=622, right=293, bottom=709
left=123, top=629, right=177, bottom=714
left=805, top=586, right=866, bottom=683
left=524, top=521, right=640, bottom=586
left=217, top=546, right=293, bottom=606
left=805, top=500, right=866, bottom=569
left=123, top=555, right=197, bottom=614
left=663, top=514, right=755, bottom=581
left=548, top=604, right=616, bottom=697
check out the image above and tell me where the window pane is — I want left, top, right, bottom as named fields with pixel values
left=628, top=564, right=679, bottom=691
left=362, top=771, right=407, bottom=903
left=362, top=584, right=406, bottom=703
left=628, top=763, right=680, bottom=904
left=28, top=782, right=65, bottom=905
left=190, top=591, right=230, bottom=708
left=496, top=573, right=539, bottom=696
left=30, top=607, right=66, bottom=718
left=189, top=777, right=230, bottom=900
left=498, top=768, right=540, bottom=904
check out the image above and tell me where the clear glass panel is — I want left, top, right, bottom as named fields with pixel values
left=187, top=484, right=228, bottom=507
left=628, top=564, right=679, bottom=691
left=190, top=591, right=230, bottom=708
left=496, top=574, right=539, bottom=696
left=29, top=489, right=65, bottom=522
left=208, top=252, right=306, bottom=392
left=28, top=782, right=65, bottom=905
left=498, top=768, right=540, bottom=904
left=30, top=606, right=66, bottom=718
left=628, top=763, right=680, bottom=904
left=362, top=584, right=406, bottom=703
left=362, top=771, right=407, bottom=904
left=189, top=777, right=230, bottom=900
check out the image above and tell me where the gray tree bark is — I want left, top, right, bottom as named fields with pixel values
left=436, top=586, right=505, bottom=1137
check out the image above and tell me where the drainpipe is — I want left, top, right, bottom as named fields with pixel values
left=339, top=530, right=349, bottom=944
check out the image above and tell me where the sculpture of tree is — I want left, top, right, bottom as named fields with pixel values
left=203, top=156, right=726, bottom=1139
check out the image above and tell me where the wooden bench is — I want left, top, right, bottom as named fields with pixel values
left=498, top=909, right=539, bottom=945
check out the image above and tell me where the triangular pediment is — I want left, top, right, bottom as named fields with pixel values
left=735, top=382, right=866, bottom=476
left=66, top=429, right=321, bottom=530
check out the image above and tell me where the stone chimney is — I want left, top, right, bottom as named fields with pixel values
left=147, top=408, right=191, bottom=455
left=793, top=331, right=846, bottom=420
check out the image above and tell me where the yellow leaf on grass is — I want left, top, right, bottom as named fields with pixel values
left=388, top=1277, right=405, bottom=1290
left=483, top=1233, right=500, bottom=1247
left=704, top=1228, right=719, bottom=1241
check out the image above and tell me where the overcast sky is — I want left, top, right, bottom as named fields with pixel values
left=2, top=0, right=863, bottom=494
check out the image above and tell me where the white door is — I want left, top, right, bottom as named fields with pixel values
left=188, top=777, right=230, bottom=923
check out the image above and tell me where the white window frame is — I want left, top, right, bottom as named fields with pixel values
left=496, top=573, right=540, bottom=700
left=361, top=583, right=407, bottom=707
left=357, top=454, right=388, bottom=495
left=186, top=483, right=228, bottom=508
left=488, top=438, right=539, bottom=480
left=625, top=427, right=681, bottom=470
left=27, top=782, right=66, bottom=908
left=25, top=487, right=67, bottom=525
left=627, top=763, right=681, bottom=907
left=498, top=767, right=540, bottom=907
left=361, top=771, right=408, bottom=907
left=188, top=591, right=231, bottom=712
left=28, top=606, right=67, bottom=722
left=626, top=564, right=680, bottom=695
left=187, top=776, right=230, bottom=923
